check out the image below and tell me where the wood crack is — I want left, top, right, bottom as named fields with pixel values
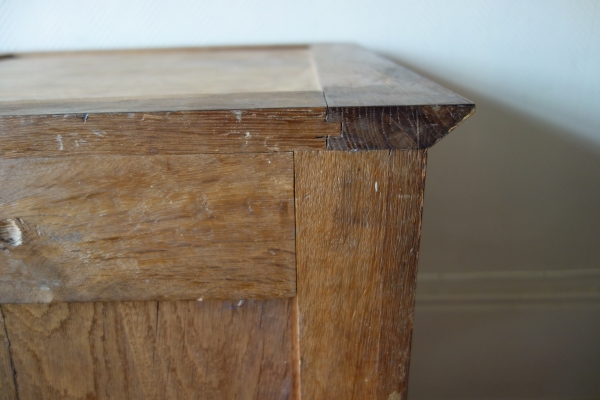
left=0, top=305, right=20, bottom=400
left=153, top=302, right=159, bottom=364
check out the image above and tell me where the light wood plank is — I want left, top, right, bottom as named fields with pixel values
left=0, top=91, right=327, bottom=116
left=153, top=299, right=295, bottom=399
left=2, top=302, right=157, bottom=400
left=294, top=150, right=426, bottom=399
left=0, top=154, right=295, bottom=303
left=0, top=47, right=320, bottom=105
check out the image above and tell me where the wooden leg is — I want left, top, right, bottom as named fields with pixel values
left=294, top=149, right=427, bottom=400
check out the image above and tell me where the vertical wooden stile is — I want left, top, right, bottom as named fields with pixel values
left=294, top=149, right=427, bottom=399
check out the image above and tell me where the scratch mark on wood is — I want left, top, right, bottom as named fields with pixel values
left=232, top=110, right=243, bottom=122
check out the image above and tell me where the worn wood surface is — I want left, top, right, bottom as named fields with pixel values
left=310, top=44, right=475, bottom=150
left=0, top=108, right=338, bottom=157
left=153, top=299, right=295, bottom=399
left=0, top=47, right=321, bottom=113
left=0, top=153, right=296, bottom=303
left=0, top=309, right=17, bottom=400
left=295, top=150, right=427, bottom=399
left=0, top=299, right=294, bottom=399
left=1, top=302, right=157, bottom=399
left=0, top=44, right=476, bottom=152
left=0, top=91, right=327, bottom=117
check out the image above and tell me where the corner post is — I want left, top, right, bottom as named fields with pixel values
left=294, top=149, right=427, bottom=399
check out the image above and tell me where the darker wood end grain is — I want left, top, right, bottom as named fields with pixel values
left=325, top=104, right=475, bottom=150
left=311, top=44, right=475, bottom=150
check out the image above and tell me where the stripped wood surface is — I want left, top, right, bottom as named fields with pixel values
left=1, top=299, right=294, bottom=399
left=294, top=150, right=427, bottom=399
left=0, top=154, right=296, bottom=303
left=0, top=91, right=327, bottom=117
left=0, top=108, right=338, bottom=157
left=0, top=47, right=321, bottom=111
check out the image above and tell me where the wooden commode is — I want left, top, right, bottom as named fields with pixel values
left=0, top=44, right=474, bottom=399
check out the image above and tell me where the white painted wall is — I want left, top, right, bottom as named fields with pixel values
left=1, top=0, right=599, bottom=144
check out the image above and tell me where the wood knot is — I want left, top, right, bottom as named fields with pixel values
left=0, top=219, right=23, bottom=246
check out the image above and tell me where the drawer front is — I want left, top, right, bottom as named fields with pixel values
left=0, top=153, right=295, bottom=303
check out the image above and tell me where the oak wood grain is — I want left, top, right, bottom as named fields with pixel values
left=0, top=153, right=296, bottom=303
left=0, top=308, right=17, bottom=400
left=294, top=150, right=426, bottom=399
left=153, top=299, right=295, bottom=399
left=0, top=108, right=339, bottom=157
left=311, top=44, right=475, bottom=150
left=1, top=299, right=295, bottom=399
left=1, top=302, right=157, bottom=400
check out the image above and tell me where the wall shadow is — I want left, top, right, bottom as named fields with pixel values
left=398, top=62, right=600, bottom=275
left=385, top=57, right=600, bottom=399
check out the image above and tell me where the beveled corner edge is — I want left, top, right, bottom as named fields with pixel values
left=309, top=43, right=475, bottom=150
left=325, top=103, right=475, bottom=151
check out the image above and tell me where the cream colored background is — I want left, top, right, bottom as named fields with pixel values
left=1, top=1, right=599, bottom=398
